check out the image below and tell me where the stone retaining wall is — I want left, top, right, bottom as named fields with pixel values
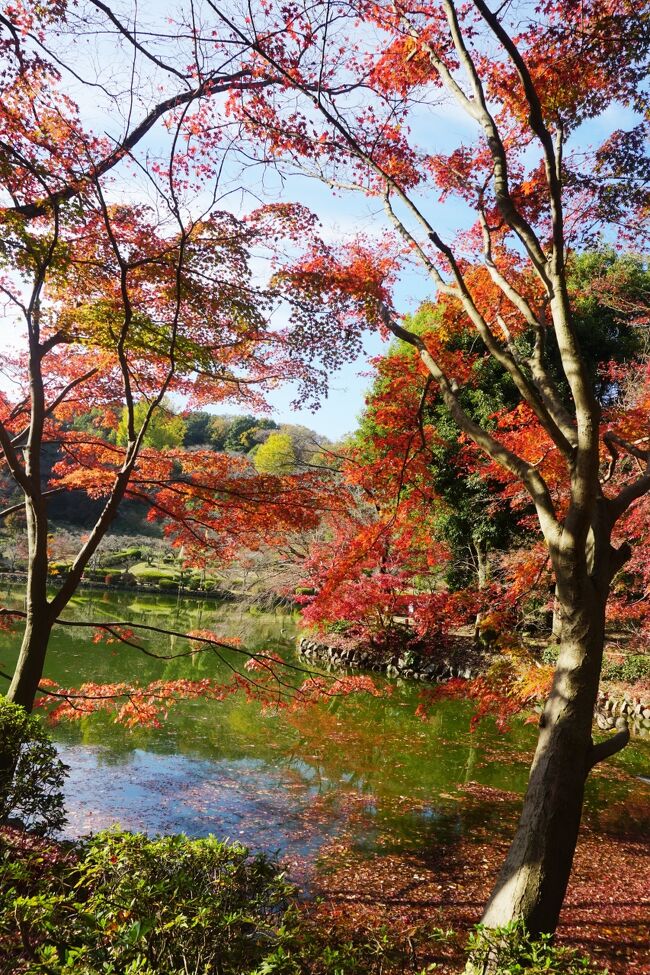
left=298, top=636, right=650, bottom=738
left=298, top=636, right=484, bottom=681
left=596, top=691, right=650, bottom=739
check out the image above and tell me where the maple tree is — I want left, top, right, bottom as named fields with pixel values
left=301, top=251, right=650, bottom=648
left=0, top=1, right=355, bottom=717
left=188, top=0, right=650, bottom=946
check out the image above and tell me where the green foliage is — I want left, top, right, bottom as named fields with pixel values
left=131, top=566, right=173, bottom=581
left=102, top=572, right=123, bottom=584
left=2, top=833, right=614, bottom=975
left=183, top=410, right=213, bottom=446
left=100, top=548, right=143, bottom=566
left=209, top=413, right=237, bottom=450
left=69, top=407, right=115, bottom=443
left=467, top=921, right=608, bottom=974
left=255, top=433, right=297, bottom=474
left=541, top=644, right=560, bottom=665
left=223, top=415, right=279, bottom=453
left=48, top=560, right=72, bottom=576
left=2, top=829, right=295, bottom=975
left=247, top=911, right=453, bottom=975
left=82, top=568, right=112, bottom=581
left=0, top=698, right=67, bottom=835
left=206, top=413, right=282, bottom=453
left=116, top=399, right=186, bottom=450
left=601, top=654, right=650, bottom=684
left=556, top=250, right=649, bottom=404
left=158, top=578, right=180, bottom=591
left=325, top=620, right=353, bottom=634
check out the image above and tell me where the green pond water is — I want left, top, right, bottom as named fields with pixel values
left=1, top=584, right=648, bottom=869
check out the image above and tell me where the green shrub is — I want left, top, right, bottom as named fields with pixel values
left=541, top=644, right=560, bottom=665
left=251, top=912, right=454, bottom=975
left=82, top=568, right=107, bottom=580
left=121, top=547, right=142, bottom=560
left=2, top=838, right=612, bottom=975
left=0, top=698, right=67, bottom=835
left=4, top=829, right=295, bottom=975
left=158, top=577, right=179, bottom=591
left=99, top=552, right=125, bottom=567
left=1, top=827, right=456, bottom=975
left=601, top=654, right=650, bottom=683
left=466, top=921, right=607, bottom=974
left=102, top=572, right=122, bottom=584
left=326, top=620, right=353, bottom=634
left=133, top=567, right=168, bottom=580
left=102, top=548, right=143, bottom=566
left=48, top=561, right=72, bottom=577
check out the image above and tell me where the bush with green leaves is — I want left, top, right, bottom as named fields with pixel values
left=3, top=829, right=295, bottom=975
left=325, top=619, right=353, bottom=634
left=466, top=921, right=608, bottom=974
left=158, top=577, right=180, bottom=591
left=0, top=698, right=67, bottom=835
left=0, top=829, right=452, bottom=975
left=601, top=654, right=650, bottom=684
left=541, top=644, right=560, bottom=665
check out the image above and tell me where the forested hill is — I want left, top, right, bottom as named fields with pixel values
left=44, top=411, right=334, bottom=531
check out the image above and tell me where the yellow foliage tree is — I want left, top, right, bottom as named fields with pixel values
left=253, top=432, right=296, bottom=474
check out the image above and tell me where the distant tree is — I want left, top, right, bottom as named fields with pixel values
left=223, top=416, right=277, bottom=453
left=183, top=412, right=213, bottom=447
left=246, top=420, right=281, bottom=450
left=277, top=424, right=329, bottom=466
left=70, top=408, right=115, bottom=443
left=208, top=416, right=236, bottom=451
left=117, top=400, right=186, bottom=451
left=223, top=415, right=258, bottom=452
left=254, top=433, right=297, bottom=474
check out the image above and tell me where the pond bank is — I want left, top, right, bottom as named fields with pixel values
left=8, top=817, right=646, bottom=974
left=0, top=569, right=295, bottom=607
left=297, top=633, right=484, bottom=680
left=308, top=781, right=650, bottom=975
left=298, top=635, right=650, bottom=737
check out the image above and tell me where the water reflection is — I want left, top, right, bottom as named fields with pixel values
left=0, top=585, right=648, bottom=859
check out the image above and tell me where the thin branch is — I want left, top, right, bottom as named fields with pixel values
left=378, top=303, right=561, bottom=548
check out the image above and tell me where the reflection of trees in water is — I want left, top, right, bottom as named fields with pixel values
left=2, top=585, right=647, bottom=851
left=1, top=584, right=299, bottom=691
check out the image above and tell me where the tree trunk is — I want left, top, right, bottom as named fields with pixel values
left=7, top=611, right=54, bottom=711
left=6, top=496, right=52, bottom=712
left=551, top=585, right=562, bottom=642
left=473, top=553, right=610, bottom=960
left=473, top=538, right=489, bottom=643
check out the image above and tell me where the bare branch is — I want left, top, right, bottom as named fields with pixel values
left=587, top=719, right=630, bottom=771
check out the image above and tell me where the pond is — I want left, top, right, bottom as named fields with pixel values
left=1, top=584, right=649, bottom=875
